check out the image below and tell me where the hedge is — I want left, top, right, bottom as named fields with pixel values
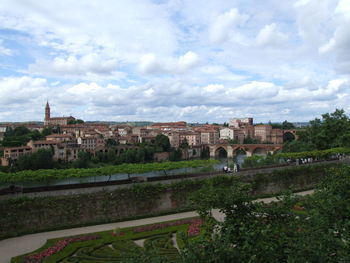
left=0, top=159, right=219, bottom=184
left=274, top=147, right=350, bottom=160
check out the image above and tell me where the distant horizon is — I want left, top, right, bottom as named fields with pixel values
left=0, top=120, right=311, bottom=125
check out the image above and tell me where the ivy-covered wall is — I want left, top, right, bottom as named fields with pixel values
left=0, top=163, right=339, bottom=239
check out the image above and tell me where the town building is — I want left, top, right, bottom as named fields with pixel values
left=150, top=121, right=188, bottom=131
left=44, top=101, right=75, bottom=126
left=179, top=131, right=201, bottom=146
left=1, top=146, right=32, bottom=165
left=229, top=118, right=253, bottom=128
left=254, top=125, right=272, bottom=143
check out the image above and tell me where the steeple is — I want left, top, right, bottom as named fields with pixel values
left=45, top=101, right=50, bottom=120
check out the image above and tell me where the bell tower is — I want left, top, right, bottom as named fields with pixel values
left=45, top=101, right=50, bottom=121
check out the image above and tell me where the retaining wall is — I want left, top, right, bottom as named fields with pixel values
left=0, top=161, right=345, bottom=239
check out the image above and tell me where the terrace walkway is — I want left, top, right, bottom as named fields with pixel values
left=0, top=190, right=314, bottom=263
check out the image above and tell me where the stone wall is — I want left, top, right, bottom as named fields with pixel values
left=0, top=162, right=341, bottom=239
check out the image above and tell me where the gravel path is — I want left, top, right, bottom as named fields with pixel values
left=0, top=189, right=314, bottom=262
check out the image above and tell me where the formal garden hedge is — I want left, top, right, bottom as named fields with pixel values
left=11, top=217, right=203, bottom=263
left=0, top=159, right=219, bottom=184
left=0, top=162, right=341, bottom=240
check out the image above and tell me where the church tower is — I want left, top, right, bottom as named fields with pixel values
left=45, top=101, right=50, bottom=121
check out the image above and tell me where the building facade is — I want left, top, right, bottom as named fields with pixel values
left=44, top=101, right=75, bottom=126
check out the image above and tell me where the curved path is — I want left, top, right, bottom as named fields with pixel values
left=0, top=190, right=314, bottom=262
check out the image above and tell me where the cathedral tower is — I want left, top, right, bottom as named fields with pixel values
left=45, top=101, right=50, bottom=121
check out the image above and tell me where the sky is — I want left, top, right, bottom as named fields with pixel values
left=0, top=0, right=349, bottom=123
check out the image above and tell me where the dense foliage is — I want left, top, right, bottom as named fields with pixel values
left=16, top=149, right=54, bottom=170
left=275, top=147, right=350, bottom=160
left=1, top=126, right=45, bottom=147
left=242, top=154, right=280, bottom=168
left=270, top=120, right=296, bottom=130
left=178, top=165, right=350, bottom=262
left=0, top=159, right=219, bottom=184
left=284, top=109, right=350, bottom=152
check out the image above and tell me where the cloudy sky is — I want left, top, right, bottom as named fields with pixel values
left=0, top=0, right=349, bottom=123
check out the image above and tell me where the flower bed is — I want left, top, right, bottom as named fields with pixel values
left=13, top=217, right=204, bottom=263
left=24, top=235, right=100, bottom=263
left=187, top=218, right=202, bottom=237
left=133, top=218, right=203, bottom=237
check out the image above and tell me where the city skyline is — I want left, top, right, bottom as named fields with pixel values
left=0, top=0, right=350, bottom=123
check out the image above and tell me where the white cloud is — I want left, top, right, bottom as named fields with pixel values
left=138, top=51, right=199, bottom=74
left=255, top=23, right=288, bottom=48
left=208, top=8, right=248, bottom=43
left=0, top=1, right=350, bottom=123
left=0, top=76, right=47, bottom=104
left=227, top=81, right=280, bottom=100
left=29, top=53, right=118, bottom=76
left=0, top=0, right=179, bottom=64
left=319, top=1, right=350, bottom=54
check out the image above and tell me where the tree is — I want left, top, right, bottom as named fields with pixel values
left=282, top=140, right=315, bottom=153
left=136, top=147, right=146, bottom=163
left=228, top=139, right=239, bottom=144
left=169, top=148, right=182, bottom=161
left=282, top=120, right=295, bottom=129
left=30, top=130, right=43, bottom=141
left=12, top=126, right=30, bottom=136
left=125, top=149, right=137, bottom=163
left=16, top=149, right=53, bottom=170
left=180, top=166, right=350, bottom=262
left=300, top=109, right=350, bottom=150
left=155, top=134, right=171, bottom=152
left=243, top=136, right=259, bottom=144
left=200, top=147, right=209, bottom=159
left=2, top=126, right=43, bottom=147
left=73, top=151, right=91, bottom=168
left=107, top=148, right=117, bottom=163
left=68, top=119, right=84, bottom=124
left=41, top=127, right=52, bottom=136
left=106, top=138, right=117, bottom=147
left=180, top=138, right=189, bottom=149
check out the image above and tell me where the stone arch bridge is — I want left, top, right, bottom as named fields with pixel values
left=283, top=129, right=300, bottom=140
left=208, top=144, right=283, bottom=158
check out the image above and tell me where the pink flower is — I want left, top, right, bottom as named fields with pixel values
left=24, top=235, right=100, bottom=263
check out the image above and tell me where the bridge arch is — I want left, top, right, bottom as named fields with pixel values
left=232, top=147, right=247, bottom=165
left=215, top=147, right=228, bottom=158
left=283, top=131, right=296, bottom=142
left=252, top=147, right=267, bottom=156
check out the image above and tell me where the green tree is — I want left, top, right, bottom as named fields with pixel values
left=107, top=148, right=117, bottom=163
left=169, top=148, right=182, bottom=161
left=73, top=151, right=91, bottom=168
left=300, top=109, right=350, bottom=150
left=16, top=149, right=53, bottom=170
left=68, top=119, right=84, bottom=124
left=106, top=138, right=117, bottom=147
left=243, top=136, right=259, bottom=144
left=41, top=127, right=52, bottom=136
left=282, top=120, right=295, bottom=129
left=179, top=138, right=189, bottom=149
left=125, top=149, right=137, bottom=163
left=200, top=147, right=209, bottom=159
left=155, top=134, right=171, bottom=152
